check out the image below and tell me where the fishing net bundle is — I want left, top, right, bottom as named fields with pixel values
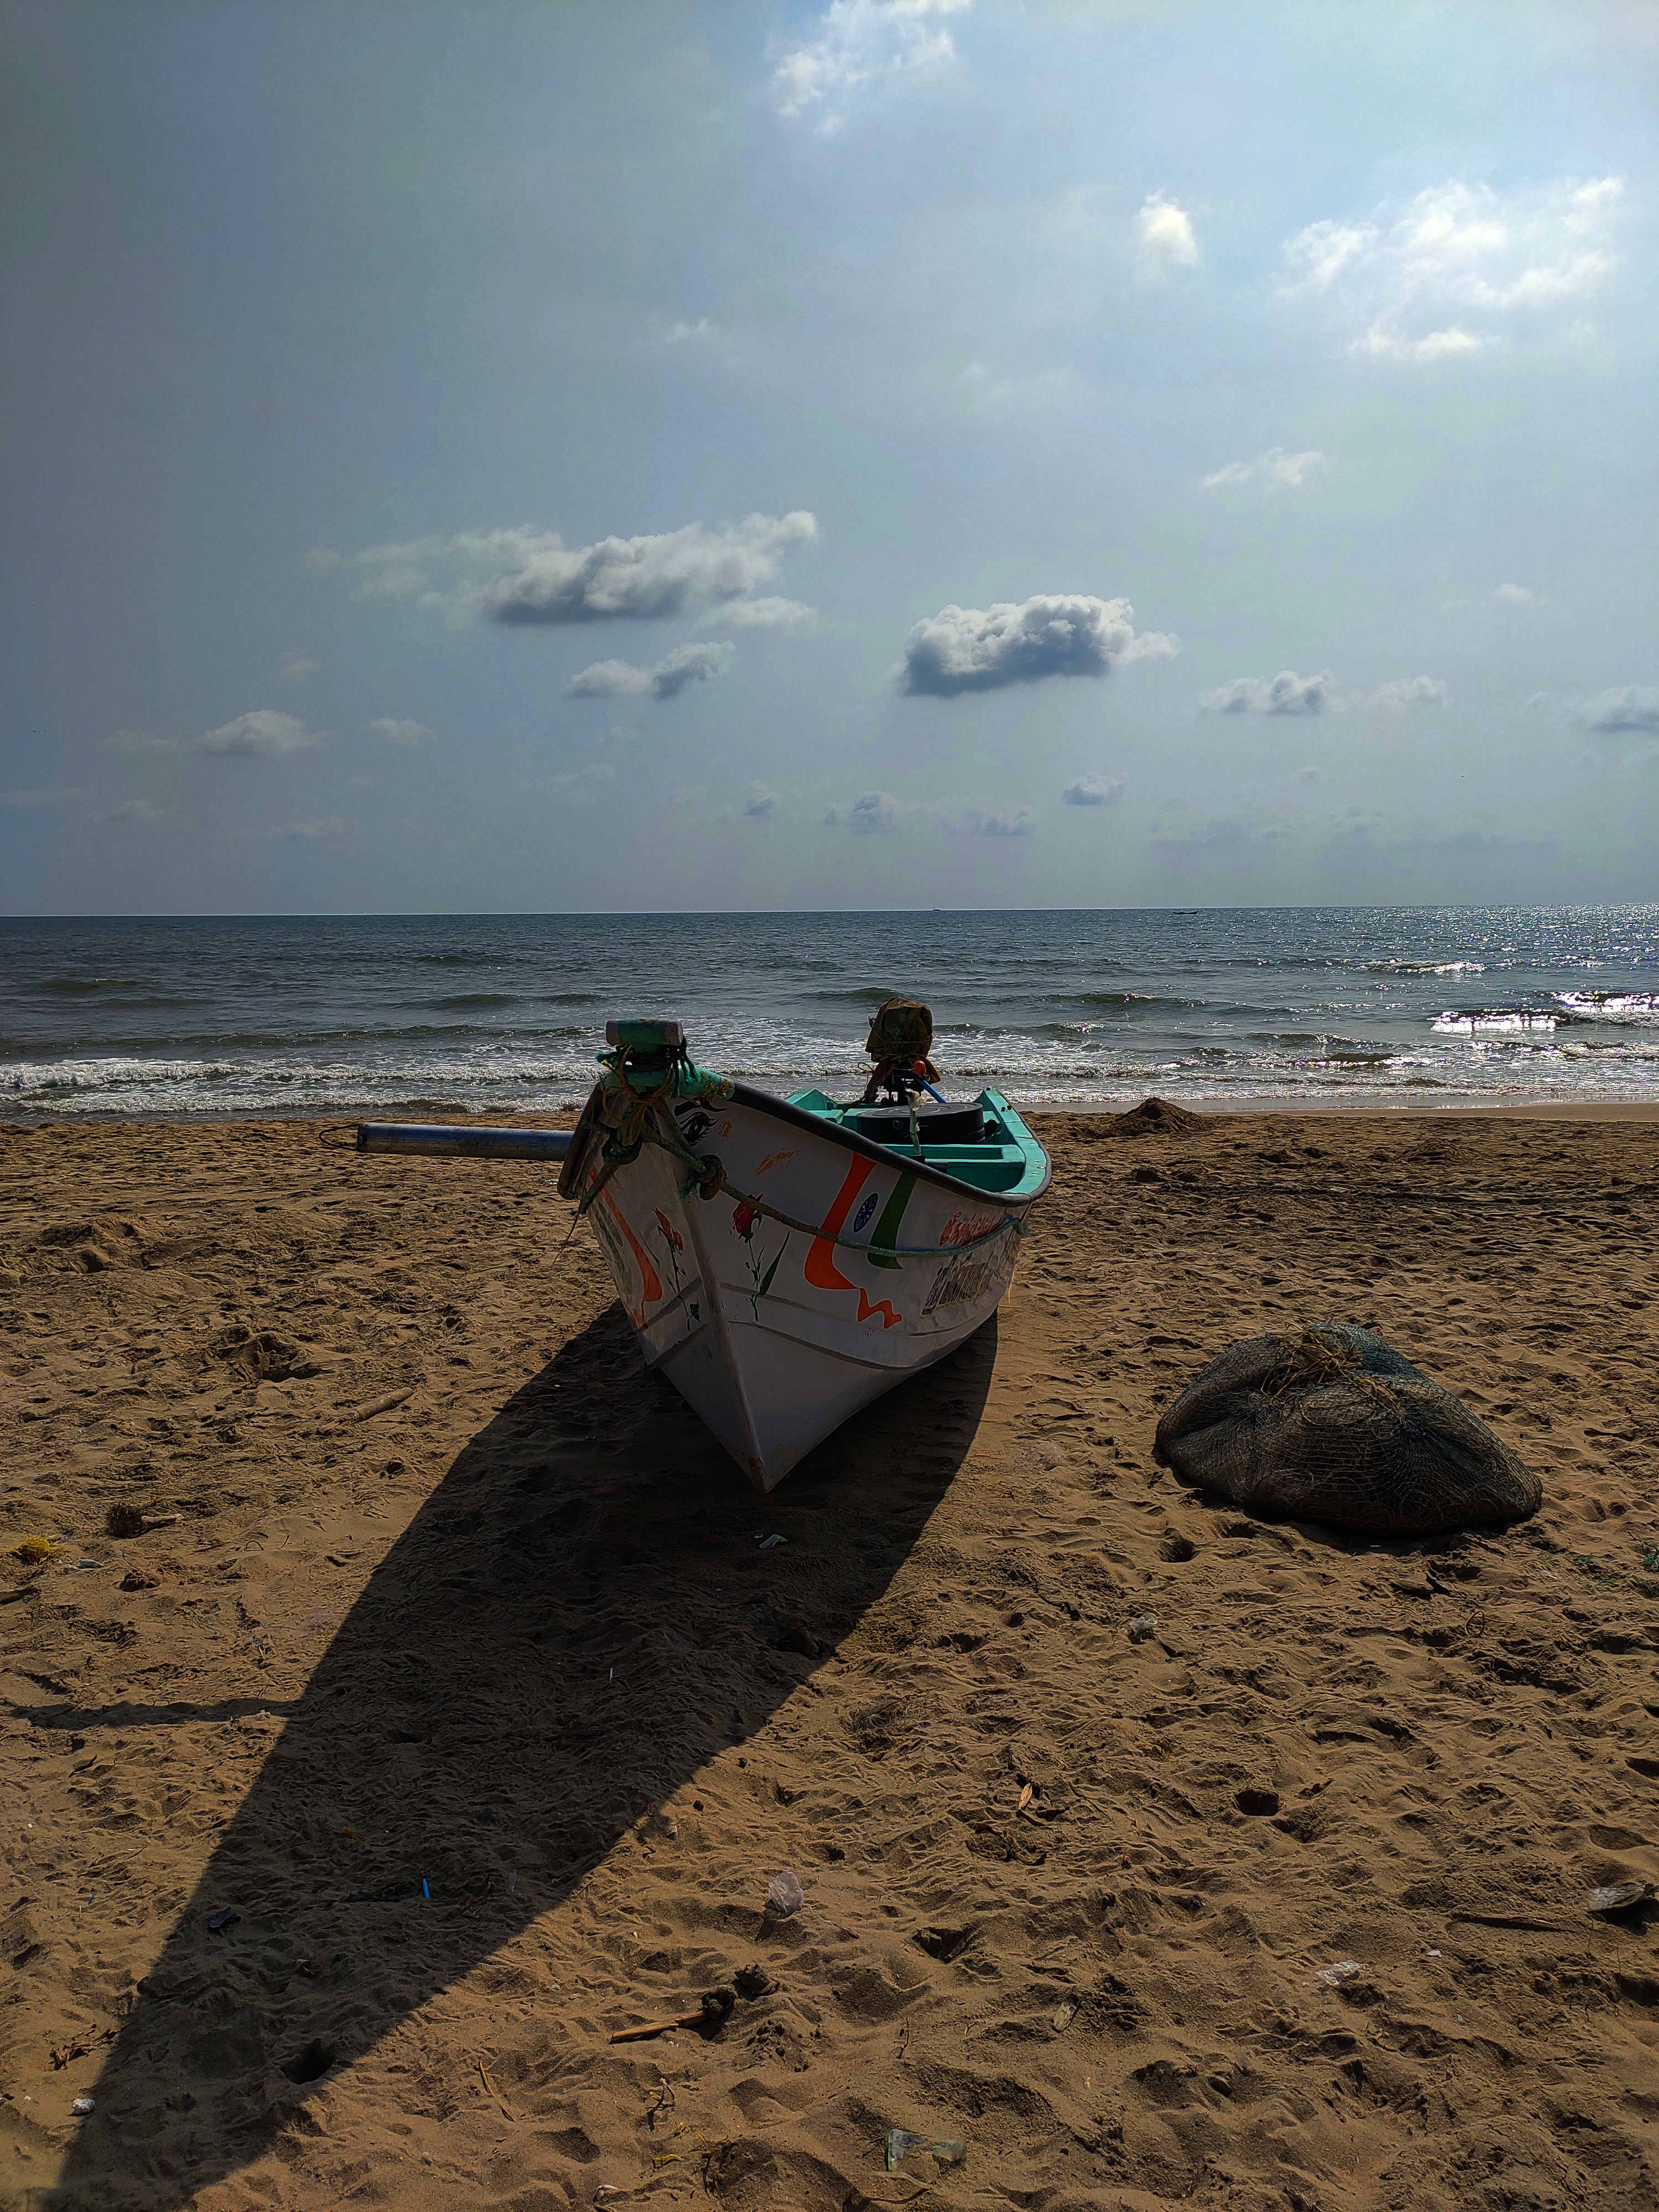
left=1152, top=1321, right=1542, bottom=1536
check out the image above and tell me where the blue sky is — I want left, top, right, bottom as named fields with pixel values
left=3, top=0, right=1655, bottom=913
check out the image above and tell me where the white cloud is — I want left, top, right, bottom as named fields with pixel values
left=320, top=512, right=817, bottom=628
left=1135, top=191, right=1198, bottom=278
left=825, top=789, right=911, bottom=833
left=1198, top=670, right=1339, bottom=717
left=98, top=798, right=166, bottom=824
left=194, top=710, right=321, bottom=757
left=368, top=718, right=435, bottom=746
left=275, top=648, right=319, bottom=683
left=1495, top=582, right=1537, bottom=604
left=1062, top=774, right=1126, bottom=806
left=1358, top=676, right=1450, bottom=710
left=772, top=0, right=969, bottom=131
left=566, top=640, right=734, bottom=701
left=1577, top=685, right=1659, bottom=735
left=518, top=764, right=617, bottom=803
left=1199, top=446, right=1328, bottom=492
left=103, top=731, right=179, bottom=755
left=1198, top=671, right=1448, bottom=715
left=269, top=817, right=351, bottom=841
left=664, top=319, right=714, bottom=343
left=0, top=786, right=79, bottom=807
left=968, top=806, right=1036, bottom=837
left=708, top=596, right=815, bottom=630
left=733, top=787, right=778, bottom=823
left=901, top=593, right=1177, bottom=697
left=1280, top=176, right=1624, bottom=365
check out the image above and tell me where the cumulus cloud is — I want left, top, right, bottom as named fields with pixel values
left=900, top=594, right=1177, bottom=698
left=720, top=787, right=780, bottom=827
left=1198, top=670, right=1339, bottom=717
left=825, top=789, right=911, bottom=833
left=1280, top=175, right=1623, bottom=363
left=1135, top=191, right=1198, bottom=277
left=1358, top=676, right=1450, bottom=710
left=319, top=512, right=817, bottom=628
left=1495, top=582, right=1537, bottom=604
left=566, top=640, right=734, bottom=701
left=368, top=718, right=435, bottom=746
left=1198, top=671, right=1448, bottom=715
left=275, top=648, right=319, bottom=683
left=709, top=596, right=815, bottom=630
left=1062, top=774, right=1126, bottom=806
left=1199, top=446, right=1328, bottom=492
left=98, top=798, right=166, bottom=824
left=1577, top=685, right=1659, bottom=734
left=194, top=710, right=321, bottom=757
left=518, top=764, right=617, bottom=804
left=771, top=0, right=969, bottom=131
left=968, top=806, right=1036, bottom=837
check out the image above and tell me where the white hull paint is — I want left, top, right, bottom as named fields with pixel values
left=568, top=1082, right=1045, bottom=1490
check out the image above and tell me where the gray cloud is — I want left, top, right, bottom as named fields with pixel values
left=825, top=789, right=907, bottom=833
left=268, top=816, right=352, bottom=841
left=1, top=786, right=80, bottom=807
left=1198, top=671, right=1447, bottom=716
left=566, top=640, right=734, bottom=701
left=194, top=709, right=321, bottom=757
left=901, top=593, right=1177, bottom=698
left=1358, top=675, right=1451, bottom=709
left=368, top=717, right=435, bottom=746
left=97, top=798, right=166, bottom=824
left=1578, top=685, right=1659, bottom=734
left=738, top=788, right=778, bottom=822
left=1062, top=774, right=1126, bottom=806
left=1198, top=670, right=1338, bottom=716
left=275, top=648, right=319, bottom=682
left=969, top=806, right=1036, bottom=837
left=325, top=513, right=818, bottom=629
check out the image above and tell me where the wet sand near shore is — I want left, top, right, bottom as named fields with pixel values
left=2, top=1108, right=1656, bottom=2212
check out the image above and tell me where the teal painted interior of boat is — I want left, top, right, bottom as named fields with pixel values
left=787, top=1086, right=1048, bottom=1197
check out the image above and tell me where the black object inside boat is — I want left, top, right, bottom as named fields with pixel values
left=851, top=1102, right=987, bottom=1146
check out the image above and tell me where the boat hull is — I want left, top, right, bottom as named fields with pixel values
left=564, top=1081, right=1046, bottom=1490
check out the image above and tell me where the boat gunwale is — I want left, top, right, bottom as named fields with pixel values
left=559, top=1078, right=1051, bottom=1209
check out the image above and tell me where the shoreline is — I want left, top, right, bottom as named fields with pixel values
left=7, top=1092, right=1659, bottom=1137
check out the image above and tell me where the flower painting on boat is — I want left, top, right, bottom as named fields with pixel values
left=652, top=1206, right=698, bottom=1321
left=732, top=1198, right=786, bottom=1319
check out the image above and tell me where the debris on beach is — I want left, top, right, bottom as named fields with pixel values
left=1153, top=1321, right=1541, bottom=1535
left=1588, top=1882, right=1647, bottom=1913
left=766, top=1868, right=805, bottom=1917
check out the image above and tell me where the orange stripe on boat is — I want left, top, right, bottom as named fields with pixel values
left=804, top=1156, right=874, bottom=1292
left=856, top=1289, right=902, bottom=1329
left=598, top=1186, right=664, bottom=1308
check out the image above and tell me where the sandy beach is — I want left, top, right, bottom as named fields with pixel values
left=3, top=1104, right=1657, bottom=2212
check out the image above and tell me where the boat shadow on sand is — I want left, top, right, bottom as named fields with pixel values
left=47, top=1302, right=999, bottom=2210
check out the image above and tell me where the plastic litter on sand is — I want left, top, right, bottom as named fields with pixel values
left=766, top=1869, right=805, bottom=1917
left=888, top=2129, right=967, bottom=2172
left=1316, top=1959, right=1363, bottom=1987
left=71, top=2097, right=95, bottom=2116
left=1588, top=1882, right=1647, bottom=1913
left=1128, top=1613, right=1158, bottom=1642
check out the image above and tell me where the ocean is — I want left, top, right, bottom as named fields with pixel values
left=2, top=907, right=1656, bottom=1120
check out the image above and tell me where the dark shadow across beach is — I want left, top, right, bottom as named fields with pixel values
left=46, top=1304, right=998, bottom=2209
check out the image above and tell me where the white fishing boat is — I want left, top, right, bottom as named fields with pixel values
left=355, top=1003, right=1050, bottom=1491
